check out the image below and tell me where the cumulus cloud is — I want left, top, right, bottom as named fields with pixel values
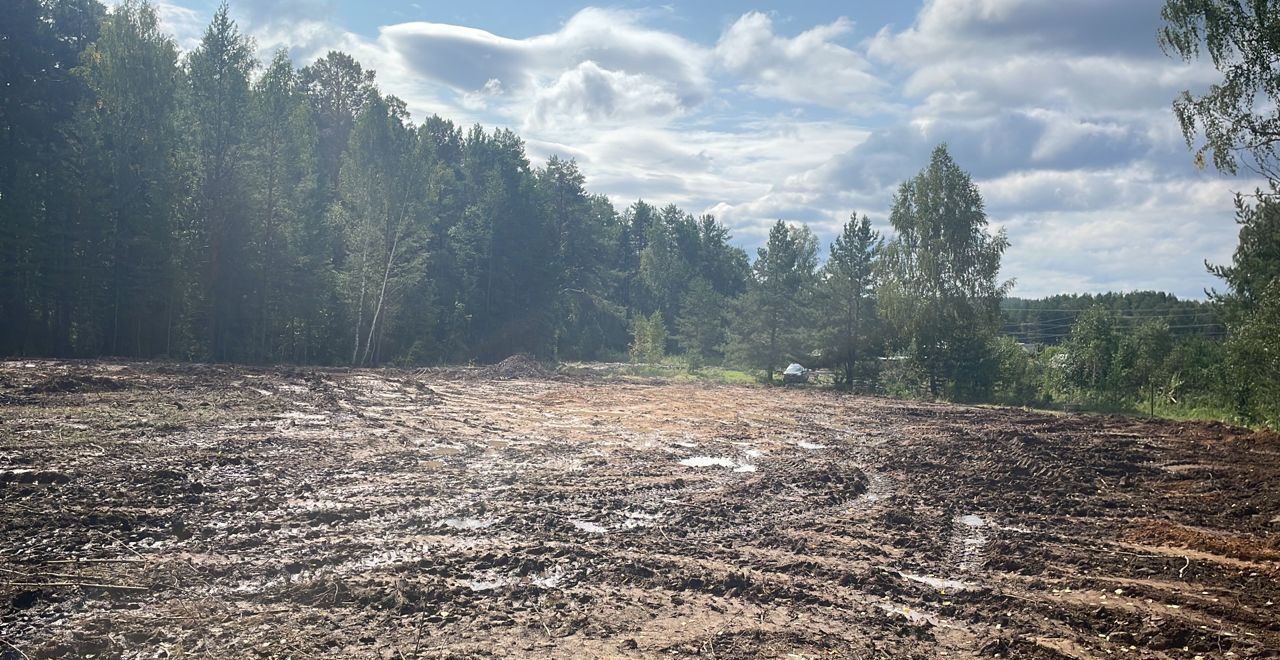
left=715, top=12, right=886, bottom=112
left=868, top=0, right=1165, bottom=60
left=379, top=8, right=709, bottom=127
left=525, top=61, right=688, bottom=129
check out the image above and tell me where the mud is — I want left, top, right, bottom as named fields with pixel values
left=0, top=360, right=1277, bottom=659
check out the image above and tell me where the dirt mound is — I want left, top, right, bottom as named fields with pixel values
left=22, top=374, right=125, bottom=394
left=483, top=354, right=555, bottom=380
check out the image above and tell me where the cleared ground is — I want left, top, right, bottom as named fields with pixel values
left=0, top=359, right=1277, bottom=659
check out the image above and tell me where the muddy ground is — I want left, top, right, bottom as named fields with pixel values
left=0, top=359, right=1277, bottom=659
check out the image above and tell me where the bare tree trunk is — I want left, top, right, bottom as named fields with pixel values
left=350, top=223, right=373, bottom=365
left=361, top=228, right=401, bottom=367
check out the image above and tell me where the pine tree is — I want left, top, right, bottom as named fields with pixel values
left=537, top=157, right=623, bottom=359
left=675, top=278, right=726, bottom=370
left=0, top=0, right=105, bottom=355
left=819, top=213, right=883, bottom=390
left=183, top=3, right=256, bottom=360
left=727, top=220, right=818, bottom=382
left=75, top=0, right=181, bottom=357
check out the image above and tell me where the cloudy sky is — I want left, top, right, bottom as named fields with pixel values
left=150, top=0, right=1263, bottom=299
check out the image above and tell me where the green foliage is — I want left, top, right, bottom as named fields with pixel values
left=817, top=213, right=883, bottom=390
left=1117, top=320, right=1174, bottom=416
left=879, top=144, right=1011, bottom=400
left=629, top=311, right=667, bottom=364
left=1211, top=193, right=1280, bottom=425
left=991, top=336, right=1045, bottom=406
left=1159, top=0, right=1280, bottom=178
left=537, top=157, right=624, bottom=360
left=74, top=0, right=179, bottom=357
left=182, top=3, right=257, bottom=360
left=725, top=221, right=818, bottom=382
left=675, top=278, right=726, bottom=370
left=1058, top=307, right=1123, bottom=397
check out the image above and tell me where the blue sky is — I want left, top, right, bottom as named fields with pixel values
left=146, top=0, right=1263, bottom=299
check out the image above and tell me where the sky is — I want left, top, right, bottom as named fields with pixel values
left=146, top=0, right=1265, bottom=299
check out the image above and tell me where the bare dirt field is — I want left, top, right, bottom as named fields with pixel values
left=1, top=359, right=1277, bottom=659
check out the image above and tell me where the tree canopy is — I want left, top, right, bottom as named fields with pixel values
left=1159, top=0, right=1280, bottom=179
left=879, top=144, right=1011, bottom=399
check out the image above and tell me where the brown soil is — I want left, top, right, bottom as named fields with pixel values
left=0, top=360, right=1277, bottom=659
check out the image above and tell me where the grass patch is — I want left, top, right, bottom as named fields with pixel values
left=559, top=360, right=760, bottom=385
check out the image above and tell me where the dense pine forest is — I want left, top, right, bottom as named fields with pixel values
left=3, top=1, right=1278, bottom=425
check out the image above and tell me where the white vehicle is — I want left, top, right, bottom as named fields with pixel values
left=782, top=363, right=809, bottom=384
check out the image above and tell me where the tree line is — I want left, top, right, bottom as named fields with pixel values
left=1, top=1, right=751, bottom=366
left=3, top=0, right=1277, bottom=426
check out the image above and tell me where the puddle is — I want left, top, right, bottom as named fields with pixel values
left=797, top=441, right=827, bottom=450
left=873, top=601, right=947, bottom=627
left=276, top=412, right=329, bottom=425
left=438, top=517, right=495, bottom=530
left=900, top=572, right=975, bottom=591
left=571, top=520, right=608, bottom=534
left=620, top=511, right=660, bottom=529
left=679, top=456, right=756, bottom=472
left=954, top=513, right=989, bottom=572
left=680, top=456, right=737, bottom=469
left=468, top=566, right=565, bottom=592
left=543, top=457, right=586, bottom=471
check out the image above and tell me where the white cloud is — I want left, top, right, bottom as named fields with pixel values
left=151, top=0, right=206, bottom=51
left=525, top=61, right=687, bottom=130
left=715, top=12, right=886, bottom=112
left=378, top=8, right=710, bottom=127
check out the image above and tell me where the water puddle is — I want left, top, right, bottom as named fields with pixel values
left=955, top=513, right=989, bottom=572
left=797, top=441, right=827, bottom=450
left=437, top=517, right=495, bottom=530
left=275, top=412, right=329, bottom=425
left=900, top=572, right=975, bottom=591
left=468, top=566, right=565, bottom=592
left=679, top=456, right=756, bottom=472
left=571, top=520, right=608, bottom=534
left=620, top=510, right=660, bottom=529
left=873, top=601, right=947, bottom=627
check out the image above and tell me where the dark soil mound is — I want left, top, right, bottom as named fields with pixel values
left=23, top=374, right=125, bottom=394
left=485, top=354, right=554, bottom=380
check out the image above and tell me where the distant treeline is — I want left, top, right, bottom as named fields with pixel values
left=1002, top=293, right=1223, bottom=346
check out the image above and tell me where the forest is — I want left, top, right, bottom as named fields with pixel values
left=3, top=0, right=1278, bottom=426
